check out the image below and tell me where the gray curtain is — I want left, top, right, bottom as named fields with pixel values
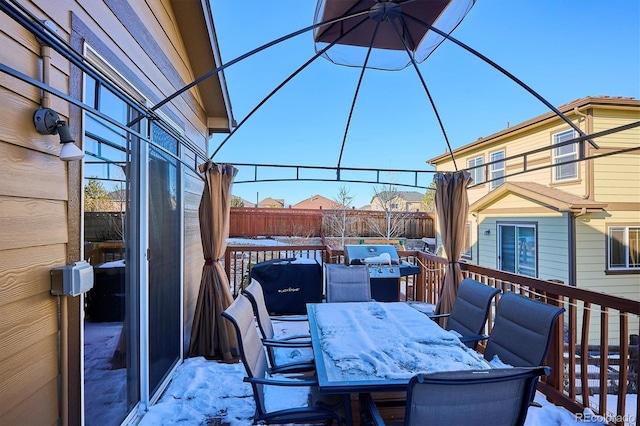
left=188, top=161, right=238, bottom=360
left=434, top=170, right=472, bottom=326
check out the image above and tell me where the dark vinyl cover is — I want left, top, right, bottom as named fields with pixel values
left=250, top=258, right=323, bottom=314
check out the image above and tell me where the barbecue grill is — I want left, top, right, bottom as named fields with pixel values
left=343, top=244, right=420, bottom=302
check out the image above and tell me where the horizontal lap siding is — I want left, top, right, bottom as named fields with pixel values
left=1, top=378, right=59, bottom=426
left=0, top=292, right=59, bottom=421
left=591, top=112, right=640, bottom=203
left=536, top=216, right=569, bottom=282
left=0, top=143, right=67, bottom=200
left=3, top=0, right=215, bottom=423
left=479, top=192, right=569, bottom=282
left=577, top=211, right=640, bottom=301
left=183, top=172, right=204, bottom=353
left=0, top=1, right=75, bottom=423
left=586, top=111, right=640, bottom=300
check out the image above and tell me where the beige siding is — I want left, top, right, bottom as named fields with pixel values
left=1, top=0, right=221, bottom=422
left=0, top=1, right=70, bottom=421
left=576, top=211, right=640, bottom=301
left=590, top=109, right=640, bottom=203
left=183, top=171, right=204, bottom=354
left=460, top=116, right=592, bottom=205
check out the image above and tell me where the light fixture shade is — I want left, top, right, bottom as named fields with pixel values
left=59, top=142, right=84, bottom=161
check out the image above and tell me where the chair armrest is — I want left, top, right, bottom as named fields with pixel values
left=268, top=361, right=316, bottom=375
left=359, top=393, right=386, bottom=426
left=270, top=314, right=308, bottom=322
left=244, top=376, right=319, bottom=387
left=263, top=338, right=312, bottom=348
left=280, top=334, right=312, bottom=342
left=427, top=312, right=451, bottom=319
left=458, top=334, right=489, bottom=344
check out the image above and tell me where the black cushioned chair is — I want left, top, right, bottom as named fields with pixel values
left=361, top=366, right=550, bottom=426
left=429, top=278, right=501, bottom=349
left=325, top=264, right=372, bottom=303
left=482, top=291, right=565, bottom=367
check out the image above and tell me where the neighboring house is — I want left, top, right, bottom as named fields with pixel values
left=370, top=190, right=425, bottom=212
left=259, top=197, right=285, bottom=208
left=292, top=194, right=338, bottom=209
left=428, top=96, right=639, bottom=303
left=230, top=195, right=256, bottom=207
left=1, top=1, right=233, bottom=425
left=240, top=197, right=257, bottom=207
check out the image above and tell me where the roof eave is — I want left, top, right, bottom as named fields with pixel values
left=469, top=183, right=608, bottom=213
left=170, top=0, right=235, bottom=135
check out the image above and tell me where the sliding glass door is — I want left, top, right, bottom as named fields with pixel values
left=147, top=123, right=182, bottom=395
left=83, top=61, right=184, bottom=421
left=498, top=223, right=537, bottom=277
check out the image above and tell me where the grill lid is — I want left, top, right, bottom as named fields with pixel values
left=344, top=245, right=399, bottom=265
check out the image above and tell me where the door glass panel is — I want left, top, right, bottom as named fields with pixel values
left=516, top=227, right=536, bottom=276
left=83, top=77, right=139, bottom=425
left=499, top=224, right=536, bottom=277
left=148, top=123, right=181, bottom=395
left=499, top=225, right=516, bottom=273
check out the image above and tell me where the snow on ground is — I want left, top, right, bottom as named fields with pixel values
left=139, top=355, right=615, bottom=426
left=139, top=316, right=627, bottom=426
left=84, top=238, right=634, bottom=426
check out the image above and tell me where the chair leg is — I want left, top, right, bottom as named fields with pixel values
left=343, top=394, right=353, bottom=425
left=358, top=393, right=374, bottom=426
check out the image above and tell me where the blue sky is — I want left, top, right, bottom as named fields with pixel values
left=209, top=0, right=640, bottom=208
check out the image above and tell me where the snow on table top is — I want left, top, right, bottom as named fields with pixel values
left=310, top=301, right=490, bottom=383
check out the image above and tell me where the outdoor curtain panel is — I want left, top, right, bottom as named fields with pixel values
left=434, top=170, right=472, bottom=326
left=189, top=161, right=239, bottom=360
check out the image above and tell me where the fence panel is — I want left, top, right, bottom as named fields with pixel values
left=229, top=207, right=434, bottom=239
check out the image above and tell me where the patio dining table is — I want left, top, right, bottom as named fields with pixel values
left=306, top=301, right=492, bottom=423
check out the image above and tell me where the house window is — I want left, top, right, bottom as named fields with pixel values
left=498, top=223, right=537, bottom=277
left=552, top=129, right=578, bottom=181
left=490, top=150, right=505, bottom=189
left=462, top=223, right=472, bottom=260
left=467, top=156, right=484, bottom=185
left=608, top=226, right=640, bottom=271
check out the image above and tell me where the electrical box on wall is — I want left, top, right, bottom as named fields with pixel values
left=51, top=260, right=94, bottom=296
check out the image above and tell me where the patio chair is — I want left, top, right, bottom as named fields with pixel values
left=242, top=279, right=313, bottom=367
left=222, top=294, right=344, bottom=425
left=482, top=291, right=565, bottom=367
left=325, top=264, right=372, bottom=303
left=361, top=366, right=550, bottom=426
left=428, top=278, right=501, bottom=349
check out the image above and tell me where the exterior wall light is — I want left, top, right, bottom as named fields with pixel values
left=33, top=108, right=84, bottom=161
left=484, top=229, right=491, bottom=236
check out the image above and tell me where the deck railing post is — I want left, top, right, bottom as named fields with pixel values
left=545, top=293, right=565, bottom=393
left=224, top=248, right=232, bottom=291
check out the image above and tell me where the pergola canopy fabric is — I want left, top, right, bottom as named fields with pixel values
left=313, top=0, right=475, bottom=70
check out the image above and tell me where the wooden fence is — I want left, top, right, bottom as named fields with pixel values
left=229, top=207, right=434, bottom=239
left=84, top=212, right=124, bottom=241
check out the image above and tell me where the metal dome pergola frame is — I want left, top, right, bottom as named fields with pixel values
left=2, top=0, right=639, bottom=192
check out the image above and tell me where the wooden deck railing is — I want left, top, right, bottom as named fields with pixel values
left=224, top=244, right=327, bottom=297
left=224, top=244, right=639, bottom=426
